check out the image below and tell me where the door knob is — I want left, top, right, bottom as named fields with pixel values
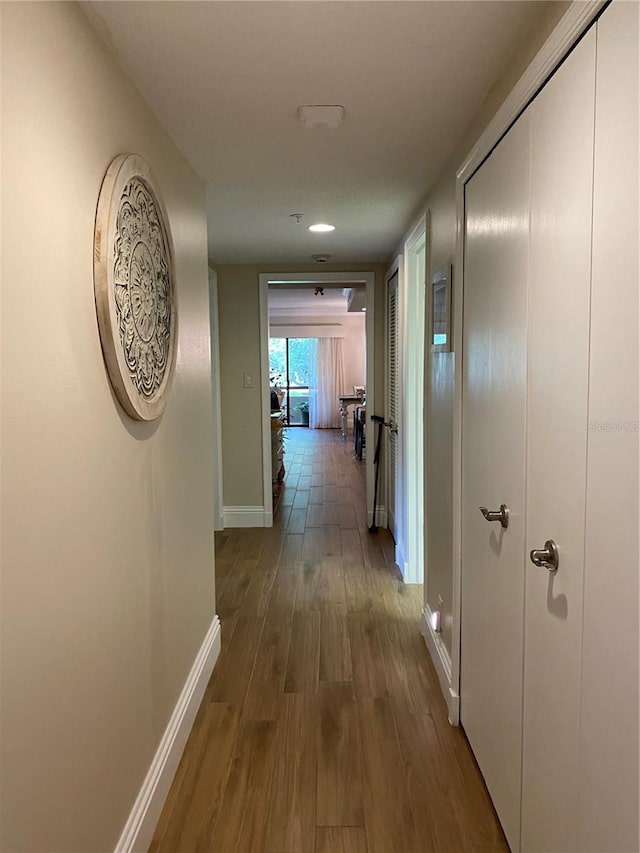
left=479, top=504, right=509, bottom=529
left=529, top=539, right=559, bottom=572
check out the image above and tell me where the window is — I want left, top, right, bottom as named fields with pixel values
left=269, top=337, right=312, bottom=426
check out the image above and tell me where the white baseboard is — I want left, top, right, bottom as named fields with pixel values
left=366, top=504, right=387, bottom=528
left=223, top=505, right=270, bottom=528
left=394, top=543, right=407, bottom=579
left=114, top=615, right=221, bottom=853
left=421, top=606, right=460, bottom=725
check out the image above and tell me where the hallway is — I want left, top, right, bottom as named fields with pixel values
left=151, top=429, right=505, bottom=853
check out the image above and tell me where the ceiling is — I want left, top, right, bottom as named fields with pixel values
left=86, top=1, right=555, bottom=265
left=269, top=285, right=365, bottom=317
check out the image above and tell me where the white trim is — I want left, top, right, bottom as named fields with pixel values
left=450, top=0, right=605, bottom=724
left=384, top=256, right=402, bottom=542
left=209, top=270, right=224, bottom=531
left=223, top=505, right=270, bottom=528
left=366, top=504, right=387, bottom=529
left=115, top=616, right=221, bottom=853
left=258, top=281, right=272, bottom=529
left=402, top=213, right=429, bottom=585
left=421, top=607, right=459, bottom=725
left=259, top=271, right=376, bottom=523
left=394, top=543, right=407, bottom=580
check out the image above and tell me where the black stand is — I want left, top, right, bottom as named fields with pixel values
left=368, top=415, right=385, bottom=533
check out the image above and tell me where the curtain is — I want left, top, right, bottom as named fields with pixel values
left=309, top=337, right=345, bottom=429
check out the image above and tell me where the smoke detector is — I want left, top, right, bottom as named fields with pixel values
left=297, top=105, right=345, bottom=129
left=312, top=254, right=332, bottom=263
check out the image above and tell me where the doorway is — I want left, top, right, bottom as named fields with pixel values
left=401, top=216, right=428, bottom=584
left=259, top=272, right=376, bottom=528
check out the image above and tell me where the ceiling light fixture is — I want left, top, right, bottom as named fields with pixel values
left=290, top=213, right=304, bottom=223
left=297, top=105, right=345, bottom=129
left=309, top=223, right=335, bottom=233
left=314, top=287, right=324, bottom=296
left=311, top=254, right=332, bottom=263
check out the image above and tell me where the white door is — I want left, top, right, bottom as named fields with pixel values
left=386, top=268, right=399, bottom=541
left=461, top=113, right=531, bottom=852
left=521, top=30, right=596, bottom=853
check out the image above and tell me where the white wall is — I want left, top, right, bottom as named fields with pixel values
left=269, top=312, right=366, bottom=395
left=1, top=4, right=215, bottom=850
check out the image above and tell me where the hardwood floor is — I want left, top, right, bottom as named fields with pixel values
left=150, top=428, right=507, bottom=853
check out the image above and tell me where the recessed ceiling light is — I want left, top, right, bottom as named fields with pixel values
left=297, top=105, right=345, bottom=129
left=309, top=223, right=335, bottom=233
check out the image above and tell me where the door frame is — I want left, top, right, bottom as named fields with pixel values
left=208, top=269, right=224, bottom=531
left=258, top=271, right=376, bottom=527
left=402, top=214, right=429, bottom=584
left=384, top=255, right=402, bottom=549
left=446, top=0, right=606, bottom=724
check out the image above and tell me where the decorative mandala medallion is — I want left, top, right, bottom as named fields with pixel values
left=94, top=154, right=176, bottom=420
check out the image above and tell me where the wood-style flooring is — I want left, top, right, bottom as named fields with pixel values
left=151, top=428, right=507, bottom=853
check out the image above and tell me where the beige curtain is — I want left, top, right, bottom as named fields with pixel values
left=309, top=338, right=345, bottom=429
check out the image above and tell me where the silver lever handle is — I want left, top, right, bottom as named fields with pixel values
left=479, top=504, right=509, bottom=529
left=530, top=539, right=559, bottom=572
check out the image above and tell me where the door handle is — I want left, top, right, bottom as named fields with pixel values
left=479, top=504, right=509, bottom=529
left=530, top=539, right=559, bottom=572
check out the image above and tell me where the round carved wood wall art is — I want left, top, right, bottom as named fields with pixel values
left=94, top=154, right=177, bottom=421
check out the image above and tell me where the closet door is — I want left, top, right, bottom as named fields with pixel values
left=522, top=28, right=596, bottom=853
left=461, top=114, right=531, bottom=852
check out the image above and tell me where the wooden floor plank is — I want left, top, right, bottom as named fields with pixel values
left=357, top=697, right=421, bottom=853
left=341, top=529, right=364, bottom=562
left=264, top=571, right=298, bottom=626
left=243, top=622, right=292, bottom=721
left=338, top=503, right=358, bottom=530
left=288, top=508, right=308, bottom=534
left=319, top=606, right=353, bottom=683
left=316, top=684, right=364, bottom=828
left=378, top=620, right=432, bottom=714
left=242, top=566, right=278, bottom=619
left=284, top=610, right=321, bottom=694
left=156, top=703, right=240, bottom=852
left=315, top=827, right=368, bottom=853
left=393, top=706, right=472, bottom=852
left=279, top=534, right=305, bottom=568
left=207, top=606, right=265, bottom=706
left=296, top=558, right=345, bottom=611
left=207, top=719, right=278, bottom=852
left=302, top=525, right=342, bottom=559
left=348, top=614, right=389, bottom=698
left=265, top=694, right=317, bottom=853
